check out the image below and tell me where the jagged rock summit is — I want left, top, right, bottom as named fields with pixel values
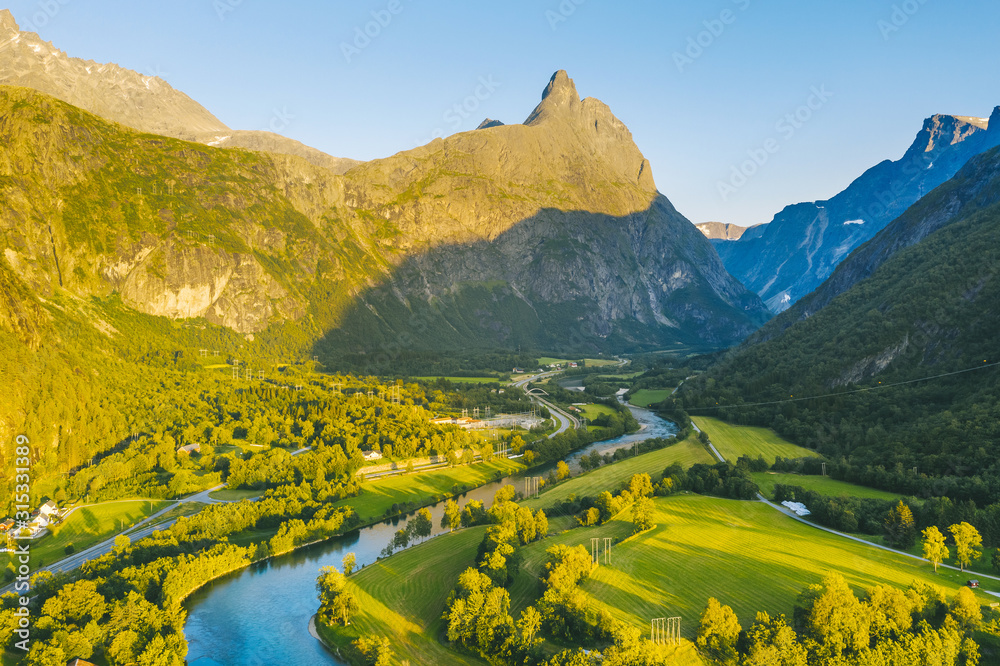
left=0, top=8, right=18, bottom=32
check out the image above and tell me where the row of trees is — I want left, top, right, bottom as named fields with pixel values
left=697, top=574, right=982, bottom=665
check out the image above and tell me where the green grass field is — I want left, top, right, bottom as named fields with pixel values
left=134, top=501, right=207, bottom=530
left=338, top=459, right=525, bottom=522
left=523, top=436, right=715, bottom=509
left=333, top=491, right=1000, bottom=666
left=629, top=389, right=673, bottom=407
left=518, top=495, right=999, bottom=638
left=208, top=488, right=263, bottom=502
left=322, top=527, right=490, bottom=666
left=20, top=499, right=169, bottom=567
left=692, top=416, right=820, bottom=465
left=752, top=472, right=904, bottom=501
left=577, top=403, right=618, bottom=420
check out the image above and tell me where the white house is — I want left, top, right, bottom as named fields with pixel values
left=362, top=451, right=383, bottom=462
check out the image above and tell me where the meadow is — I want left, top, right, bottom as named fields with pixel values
left=522, top=436, right=715, bottom=508
left=335, top=459, right=525, bottom=522
left=575, top=495, right=998, bottom=631
left=751, top=471, right=904, bottom=501
left=320, top=526, right=491, bottom=666
left=577, top=403, right=618, bottom=420
left=22, top=499, right=169, bottom=567
left=628, top=388, right=674, bottom=407
left=692, top=416, right=820, bottom=464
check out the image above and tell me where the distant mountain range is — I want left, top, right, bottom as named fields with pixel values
left=713, top=108, right=1000, bottom=312
left=696, top=222, right=760, bottom=241
left=0, top=10, right=361, bottom=174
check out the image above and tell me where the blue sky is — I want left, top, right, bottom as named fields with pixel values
left=7, top=0, right=999, bottom=226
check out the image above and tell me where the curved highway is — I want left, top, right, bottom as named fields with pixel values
left=513, top=370, right=580, bottom=437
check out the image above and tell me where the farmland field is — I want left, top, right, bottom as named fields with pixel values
left=335, top=459, right=524, bottom=521
left=692, top=416, right=820, bottom=464
left=320, top=527, right=490, bottom=666
left=752, top=471, right=904, bottom=501
left=629, top=388, right=673, bottom=407
left=517, top=495, right=999, bottom=635
left=521, top=435, right=715, bottom=508
left=577, top=403, right=618, bottom=420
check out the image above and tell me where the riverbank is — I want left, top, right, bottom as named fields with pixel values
left=183, top=404, right=681, bottom=664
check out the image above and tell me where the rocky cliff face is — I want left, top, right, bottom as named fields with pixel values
left=763, top=143, right=1000, bottom=338
left=0, top=9, right=358, bottom=173
left=0, top=71, right=769, bottom=355
left=318, top=71, right=768, bottom=354
left=716, top=108, right=1000, bottom=312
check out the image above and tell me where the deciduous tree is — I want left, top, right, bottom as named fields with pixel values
left=949, top=522, right=982, bottom=572
left=922, top=526, right=949, bottom=573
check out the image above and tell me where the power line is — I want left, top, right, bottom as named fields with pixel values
left=685, top=360, right=1000, bottom=413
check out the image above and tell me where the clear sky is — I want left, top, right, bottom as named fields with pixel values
left=7, top=0, right=999, bottom=226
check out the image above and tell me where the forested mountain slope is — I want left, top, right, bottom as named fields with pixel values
left=681, top=145, right=1000, bottom=498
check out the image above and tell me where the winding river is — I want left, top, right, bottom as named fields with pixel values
left=183, top=404, right=676, bottom=665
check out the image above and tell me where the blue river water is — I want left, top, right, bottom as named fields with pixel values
left=183, top=404, right=676, bottom=665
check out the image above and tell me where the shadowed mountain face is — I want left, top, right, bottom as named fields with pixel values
left=716, top=108, right=1000, bottom=312
left=683, top=145, right=1000, bottom=477
left=0, top=9, right=360, bottom=173
left=314, top=70, right=770, bottom=359
left=0, top=70, right=769, bottom=364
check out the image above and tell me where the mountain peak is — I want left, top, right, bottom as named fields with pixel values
left=906, top=113, right=985, bottom=155
left=988, top=106, right=1000, bottom=135
left=476, top=118, right=504, bottom=130
left=0, top=9, right=19, bottom=33
left=524, top=70, right=581, bottom=125
left=541, top=70, right=579, bottom=104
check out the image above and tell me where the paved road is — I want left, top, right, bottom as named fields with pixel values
left=2, top=446, right=314, bottom=592
left=513, top=371, right=580, bottom=437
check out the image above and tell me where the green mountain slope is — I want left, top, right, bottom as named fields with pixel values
left=0, top=73, right=768, bottom=358
left=680, top=145, right=1000, bottom=498
left=0, top=75, right=770, bottom=495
